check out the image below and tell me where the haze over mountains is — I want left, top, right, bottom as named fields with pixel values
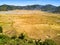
left=0, top=4, right=60, bottom=13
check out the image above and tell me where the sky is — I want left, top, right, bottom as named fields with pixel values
left=0, top=0, right=60, bottom=6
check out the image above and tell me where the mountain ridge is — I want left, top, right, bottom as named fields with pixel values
left=0, top=4, right=60, bottom=13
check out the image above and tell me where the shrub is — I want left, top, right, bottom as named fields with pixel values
left=0, top=27, right=3, bottom=33
left=28, top=39, right=33, bottom=43
left=0, top=34, right=9, bottom=39
left=11, top=35, right=17, bottom=39
left=43, top=39, right=56, bottom=45
left=0, top=34, right=10, bottom=45
left=18, top=33, right=25, bottom=40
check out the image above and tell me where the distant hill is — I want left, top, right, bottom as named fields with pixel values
left=41, top=4, right=56, bottom=12
left=0, top=4, right=60, bottom=13
left=53, top=6, right=60, bottom=13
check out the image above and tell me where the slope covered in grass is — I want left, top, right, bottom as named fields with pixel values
left=0, top=10, right=60, bottom=42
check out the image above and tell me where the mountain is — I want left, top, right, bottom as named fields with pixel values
left=53, top=6, right=60, bottom=13
left=22, top=5, right=43, bottom=10
left=0, top=4, right=60, bottom=13
left=0, top=4, right=13, bottom=11
left=41, top=4, right=56, bottom=12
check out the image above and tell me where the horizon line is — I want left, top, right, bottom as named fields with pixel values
left=0, top=4, right=59, bottom=6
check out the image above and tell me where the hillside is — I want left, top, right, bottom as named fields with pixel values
left=0, top=4, right=60, bottom=13
left=0, top=10, right=60, bottom=45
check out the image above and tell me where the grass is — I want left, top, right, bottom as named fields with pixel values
left=0, top=10, right=60, bottom=45
left=0, top=34, right=56, bottom=45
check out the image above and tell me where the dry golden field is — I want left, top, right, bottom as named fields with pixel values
left=0, top=10, right=60, bottom=41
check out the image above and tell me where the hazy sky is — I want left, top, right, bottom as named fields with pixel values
left=0, top=0, right=60, bottom=6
